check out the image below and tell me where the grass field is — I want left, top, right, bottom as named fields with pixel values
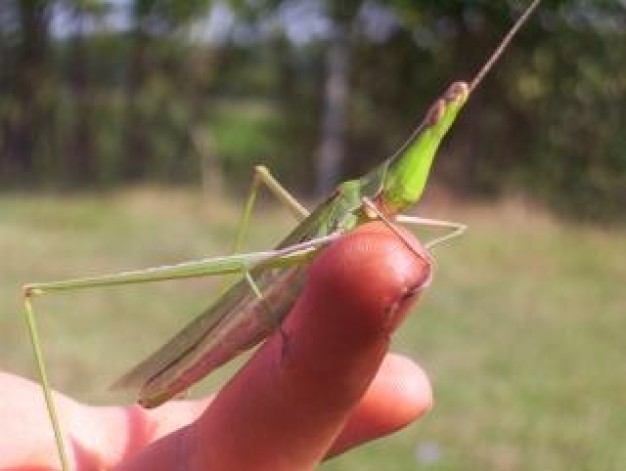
left=1, top=187, right=624, bottom=470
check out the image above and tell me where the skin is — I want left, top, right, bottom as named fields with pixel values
left=3, top=222, right=433, bottom=471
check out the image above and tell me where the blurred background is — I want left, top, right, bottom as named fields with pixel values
left=0, top=0, right=624, bottom=470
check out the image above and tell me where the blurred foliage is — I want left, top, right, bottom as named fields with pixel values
left=0, top=0, right=624, bottom=220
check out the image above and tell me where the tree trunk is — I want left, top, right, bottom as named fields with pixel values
left=315, top=26, right=350, bottom=196
left=67, top=9, right=95, bottom=185
left=0, top=0, right=53, bottom=182
left=123, top=28, right=151, bottom=180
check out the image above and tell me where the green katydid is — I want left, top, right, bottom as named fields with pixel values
left=22, top=1, right=541, bottom=469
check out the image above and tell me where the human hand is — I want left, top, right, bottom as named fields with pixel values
left=1, top=221, right=433, bottom=471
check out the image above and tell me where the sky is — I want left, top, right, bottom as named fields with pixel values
left=49, top=0, right=402, bottom=45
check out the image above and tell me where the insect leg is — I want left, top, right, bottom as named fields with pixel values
left=22, top=297, right=70, bottom=471
left=395, top=214, right=467, bottom=248
left=243, top=271, right=290, bottom=359
left=232, top=165, right=309, bottom=255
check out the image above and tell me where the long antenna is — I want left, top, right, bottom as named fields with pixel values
left=469, top=0, right=542, bottom=92
left=385, top=0, right=541, bottom=166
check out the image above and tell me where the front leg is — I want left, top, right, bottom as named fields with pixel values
left=395, top=214, right=466, bottom=248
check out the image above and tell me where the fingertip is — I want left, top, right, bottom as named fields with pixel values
left=328, top=354, right=432, bottom=458
left=376, top=354, right=433, bottom=422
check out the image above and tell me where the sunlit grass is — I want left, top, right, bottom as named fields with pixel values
left=1, top=188, right=624, bottom=470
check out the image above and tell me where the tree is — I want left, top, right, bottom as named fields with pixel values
left=0, top=0, right=54, bottom=184
left=123, top=0, right=213, bottom=180
left=64, top=0, right=109, bottom=184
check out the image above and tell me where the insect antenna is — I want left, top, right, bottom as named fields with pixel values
left=469, top=0, right=542, bottom=92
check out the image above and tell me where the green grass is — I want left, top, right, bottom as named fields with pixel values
left=1, top=188, right=624, bottom=470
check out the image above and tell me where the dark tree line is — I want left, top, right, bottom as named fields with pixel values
left=0, top=0, right=623, bottom=220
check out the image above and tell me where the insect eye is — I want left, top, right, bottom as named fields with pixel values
left=425, top=99, right=445, bottom=126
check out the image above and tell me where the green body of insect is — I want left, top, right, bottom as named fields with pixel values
left=110, top=81, right=468, bottom=409
left=22, top=2, right=541, bottom=469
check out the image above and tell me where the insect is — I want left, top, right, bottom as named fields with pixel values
left=22, top=2, right=541, bottom=469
